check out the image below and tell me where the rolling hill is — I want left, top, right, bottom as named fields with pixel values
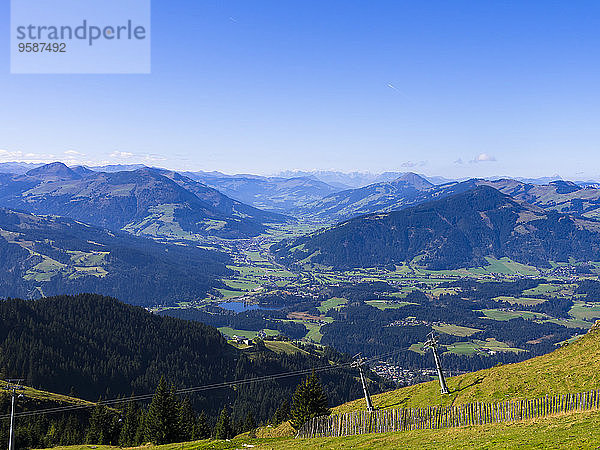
left=0, top=208, right=232, bottom=305
left=300, top=172, right=436, bottom=221
left=0, top=162, right=287, bottom=240
left=184, top=173, right=341, bottom=214
left=273, top=185, right=600, bottom=270
left=480, top=178, right=600, bottom=219
left=300, top=174, right=600, bottom=223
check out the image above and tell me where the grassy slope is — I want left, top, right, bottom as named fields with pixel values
left=335, top=322, right=600, bottom=414
left=37, top=408, right=600, bottom=449
left=0, top=379, right=91, bottom=407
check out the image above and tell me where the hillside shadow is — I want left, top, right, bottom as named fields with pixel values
left=449, top=376, right=485, bottom=405
left=378, top=396, right=411, bottom=409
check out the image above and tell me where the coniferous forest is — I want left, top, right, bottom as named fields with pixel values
left=0, top=294, right=389, bottom=448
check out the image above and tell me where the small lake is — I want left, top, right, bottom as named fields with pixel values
left=218, top=301, right=280, bottom=313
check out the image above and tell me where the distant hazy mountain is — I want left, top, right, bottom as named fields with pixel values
left=514, top=175, right=563, bottom=185
left=479, top=179, right=600, bottom=219
left=0, top=162, right=288, bottom=240
left=88, top=163, right=147, bottom=172
left=299, top=172, right=436, bottom=221
left=185, top=172, right=341, bottom=213
left=423, top=175, right=457, bottom=185
left=299, top=173, right=600, bottom=223
left=274, top=170, right=395, bottom=189
left=0, top=208, right=231, bottom=305
left=149, top=168, right=288, bottom=223
left=273, top=170, right=455, bottom=189
left=273, top=186, right=600, bottom=270
left=0, top=162, right=43, bottom=174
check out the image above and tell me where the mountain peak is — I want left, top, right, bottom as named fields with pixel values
left=396, top=172, right=433, bottom=190
left=25, top=161, right=80, bottom=179
left=549, top=180, right=581, bottom=194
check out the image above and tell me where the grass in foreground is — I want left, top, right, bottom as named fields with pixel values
left=36, top=408, right=600, bottom=449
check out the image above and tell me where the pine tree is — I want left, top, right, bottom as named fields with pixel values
left=134, top=410, right=146, bottom=445
left=213, top=406, right=233, bottom=440
left=290, top=371, right=330, bottom=429
left=271, top=399, right=290, bottom=425
left=86, top=404, right=119, bottom=445
left=194, top=411, right=212, bottom=440
left=178, top=397, right=196, bottom=442
left=119, top=399, right=141, bottom=447
left=243, top=411, right=256, bottom=432
left=144, top=376, right=179, bottom=444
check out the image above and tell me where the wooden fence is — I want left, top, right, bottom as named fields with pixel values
left=296, top=389, right=600, bottom=438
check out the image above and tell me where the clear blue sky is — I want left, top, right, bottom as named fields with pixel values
left=1, top=1, right=599, bottom=179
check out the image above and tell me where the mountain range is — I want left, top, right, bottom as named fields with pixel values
left=0, top=162, right=287, bottom=240
left=273, top=170, right=451, bottom=189
left=298, top=172, right=437, bottom=221
left=478, top=178, right=600, bottom=219
left=273, top=186, right=600, bottom=270
left=298, top=174, right=600, bottom=222
left=184, top=172, right=341, bottom=213
left=2, top=161, right=600, bottom=274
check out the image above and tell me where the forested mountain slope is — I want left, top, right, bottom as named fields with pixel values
left=0, top=294, right=389, bottom=423
left=273, top=186, right=600, bottom=270
left=0, top=208, right=231, bottom=305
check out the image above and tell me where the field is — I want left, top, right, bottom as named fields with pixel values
left=218, top=327, right=279, bottom=339
left=492, top=296, right=546, bottom=306
left=0, top=380, right=91, bottom=407
left=317, top=297, right=347, bottom=313
left=432, top=323, right=482, bottom=337
left=479, top=309, right=547, bottom=321
left=444, top=338, right=523, bottom=356
left=471, top=257, right=541, bottom=276
left=569, top=301, right=600, bottom=321
left=545, top=317, right=594, bottom=329
left=522, top=283, right=577, bottom=298
left=264, top=341, right=309, bottom=355
left=303, top=322, right=324, bottom=343
left=365, top=300, right=413, bottom=310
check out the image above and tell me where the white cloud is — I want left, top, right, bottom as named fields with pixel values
left=109, top=151, right=134, bottom=159
left=0, top=149, right=22, bottom=159
left=401, top=160, right=427, bottom=168
left=0, top=149, right=57, bottom=162
left=143, top=154, right=167, bottom=163
left=64, top=149, right=84, bottom=156
left=472, top=153, right=497, bottom=163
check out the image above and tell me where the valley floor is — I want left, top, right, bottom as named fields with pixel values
left=40, top=408, right=600, bottom=449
